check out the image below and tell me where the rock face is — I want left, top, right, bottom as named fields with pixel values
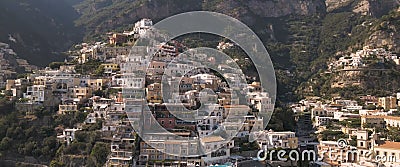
left=366, top=29, right=400, bottom=53
left=247, top=0, right=326, bottom=17
left=364, top=8, right=400, bottom=52
left=325, top=0, right=353, bottom=12
left=203, top=0, right=326, bottom=25
left=352, top=0, right=372, bottom=15
left=75, top=0, right=203, bottom=38
left=76, top=0, right=327, bottom=37
left=354, top=0, right=399, bottom=17
left=326, top=0, right=399, bottom=17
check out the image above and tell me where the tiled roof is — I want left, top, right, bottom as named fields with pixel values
left=200, top=136, right=224, bottom=143
left=376, top=141, right=400, bottom=150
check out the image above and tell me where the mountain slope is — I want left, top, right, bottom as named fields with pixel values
left=73, top=0, right=400, bottom=102
left=74, top=0, right=327, bottom=40
left=0, top=0, right=84, bottom=66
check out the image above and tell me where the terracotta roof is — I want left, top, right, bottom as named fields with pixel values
left=362, top=115, right=400, bottom=120
left=376, top=141, right=400, bottom=150
left=223, top=105, right=249, bottom=108
left=312, top=107, right=324, bottom=111
left=200, top=136, right=225, bottom=143
left=385, top=116, right=400, bottom=121
left=329, top=104, right=343, bottom=107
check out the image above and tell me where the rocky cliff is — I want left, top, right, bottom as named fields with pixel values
left=326, top=0, right=399, bottom=17
left=365, top=7, right=400, bottom=52
left=75, top=0, right=327, bottom=38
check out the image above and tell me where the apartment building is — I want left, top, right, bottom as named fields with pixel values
left=23, top=85, right=46, bottom=102
left=378, top=96, right=398, bottom=110
left=253, top=130, right=298, bottom=149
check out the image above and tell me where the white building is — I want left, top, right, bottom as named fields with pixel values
left=133, top=18, right=153, bottom=37
left=314, top=116, right=333, bottom=127
left=190, top=74, right=218, bottom=84
left=57, top=128, right=81, bottom=145
left=247, top=92, right=274, bottom=113
left=200, top=135, right=234, bottom=166
left=196, top=115, right=221, bottom=137
left=253, top=130, right=298, bottom=149
left=23, top=85, right=46, bottom=103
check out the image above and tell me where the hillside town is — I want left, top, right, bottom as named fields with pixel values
left=2, top=18, right=273, bottom=167
left=328, top=46, right=399, bottom=71
left=291, top=94, right=400, bottom=167
left=1, top=17, right=400, bottom=167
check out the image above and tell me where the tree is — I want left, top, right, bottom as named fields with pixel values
left=93, top=90, right=105, bottom=97
left=0, top=137, right=12, bottom=150
left=94, top=66, right=105, bottom=76
left=349, top=136, right=357, bottom=147
left=365, top=104, right=377, bottom=110
left=90, top=142, right=110, bottom=166
left=50, top=160, right=64, bottom=167
left=49, top=62, right=66, bottom=69
left=387, top=127, right=400, bottom=142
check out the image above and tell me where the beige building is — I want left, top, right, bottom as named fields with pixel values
left=139, top=138, right=201, bottom=166
left=378, top=96, right=397, bottom=110
left=361, top=115, right=400, bottom=129
left=147, top=61, right=166, bottom=75
left=69, top=87, right=93, bottom=99
left=81, top=78, right=108, bottom=90
left=318, top=141, right=358, bottom=166
left=101, top=63, right=119, bottom=74
left=254, top=130, right=298, bottom=149
left=374, top=141, right=400, bottom=166
left=311, top=107, right=330, bottom=119
left=99, top=46, right=131, bottom=59
left=200, top=135, right=234, bottom=166
left=223, top=105, right=250, bottom=118
left=146, top=83, right=162, bottom=103
left=58, top=104, right=78, bottom=114
left=354, top=130, right=400, bottom=166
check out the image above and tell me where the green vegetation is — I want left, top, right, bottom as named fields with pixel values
left=0, top=95, right=109, bottom=166
left=319, top=130, right=346, bottom=141
left=1, top=0, right=399, bottom=166
left=0, top=100, right=58, bottom=164
left=296, top=9, right=400, bottom=100
left=338, top=118, right=361, bottom=128
left=90, top=142, right=111, bottom=166
left=74, top=0, right=201, bottom=40
left=75, top=59, right=103, bottom=75
left=51, top=119, right=108, bottom=166
left=387, top=127, right=400, bottom=142
left=49, top=62, right=66, bottom=69
left=266, top=106, right=296, bottom=131
left=0, top=0, right=83, bottom=66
